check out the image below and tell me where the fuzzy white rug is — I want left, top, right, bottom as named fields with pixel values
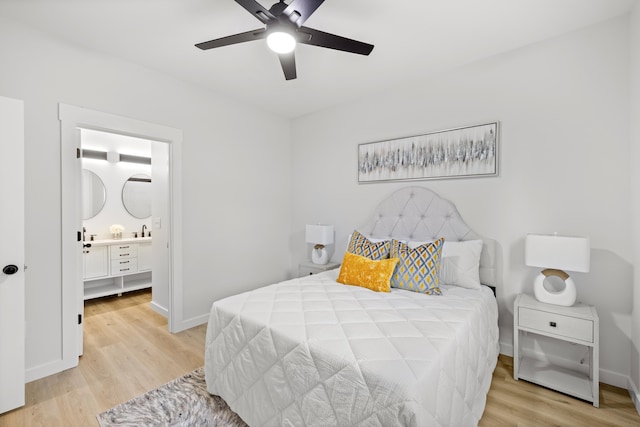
left=97, top=368, right=247, bottom=427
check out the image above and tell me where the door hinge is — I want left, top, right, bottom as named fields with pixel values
left=76, top=147, right=81, bottom=158
left=78, top=314, right=82, bottom=325
left=77, top=231, right=81, bottom=242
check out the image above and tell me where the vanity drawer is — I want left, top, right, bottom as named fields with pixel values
left=111, top=243, right=138, bottom=259
left=519, top=307, right=593, bottom=343
left=110, top=259, right=138, bottom=276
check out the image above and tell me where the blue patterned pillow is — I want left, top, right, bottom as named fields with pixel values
left=390, top=238, right=444, bottom=295
left=347, top=230, right=390, bottom=260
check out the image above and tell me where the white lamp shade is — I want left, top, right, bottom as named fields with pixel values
left=305, top=224, right=334, bottom=245
left=525, top=233, right=590, bottom=273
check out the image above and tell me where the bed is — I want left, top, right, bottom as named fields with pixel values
left=204, top=187, right=499, bottom=426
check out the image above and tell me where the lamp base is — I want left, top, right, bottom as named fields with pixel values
left=311, top=247, right=329, bottom=265
left=533, top=269, right=577, bottom=306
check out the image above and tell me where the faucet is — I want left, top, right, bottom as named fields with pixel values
left=141, top=224, right=147, bottom=237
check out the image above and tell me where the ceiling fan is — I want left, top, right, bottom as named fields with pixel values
left=195, top=0, right=374, bottom=80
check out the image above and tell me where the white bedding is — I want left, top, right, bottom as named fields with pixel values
left=205, top=269, right=499, bottom=426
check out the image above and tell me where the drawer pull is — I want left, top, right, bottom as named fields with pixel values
left=549, top=321, right=557, bottom=328
left=120, top=268, right=130, bottom=272
left=119, top=246, right=130, bottom=249
left=120, top=253, right=130, bottom=257
left=120, top=260, right=130, bottom=264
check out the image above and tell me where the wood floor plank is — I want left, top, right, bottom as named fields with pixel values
left=479, top=354, right=640, bottom=426
left=1, top=290, right=638, bottom=427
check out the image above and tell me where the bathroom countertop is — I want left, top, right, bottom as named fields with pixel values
left=85, top=236, right=152, bottom=246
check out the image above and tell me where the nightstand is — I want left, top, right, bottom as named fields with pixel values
left=298, top=260, right=340, bottom=277
left=513, top=293, right=599, bottom=407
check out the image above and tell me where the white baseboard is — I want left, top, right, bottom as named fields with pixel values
left=26, top=357, right=76, bottom=383
left=629, top=377, right=640, bottom=415
left=600, top=367, right=629, bottom=390
left=173, top=313, right=209, bottom=333
left=149, top=301, right=168, bottom=318
left=499, top=340, right=513, bottom=357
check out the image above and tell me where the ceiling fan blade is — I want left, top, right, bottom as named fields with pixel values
left=278, top=52, right=297, bottom=80
left=298, top=26, right=373, bottom=55
left=283, top=0, right=325, bottom=27
left=195, top=28, right=267, bottom=50
left=235, top=0, right=276, bottom=24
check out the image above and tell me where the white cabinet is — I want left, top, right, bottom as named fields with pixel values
left=83, top=245, right=108, bottom=280
left=298, top=260, right=341, bottom=277
left=110, top=242, right=138, bottom=276
left=137, top=242, right=152, bottom=272
left=513, top=293, right=599, bottom=407
left=83, top=238, right=152, bottom=300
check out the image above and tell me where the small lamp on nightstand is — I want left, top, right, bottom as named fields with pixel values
left=305, top=224, right=334, bottom=265
left=525, top=233, right=590, bottom=306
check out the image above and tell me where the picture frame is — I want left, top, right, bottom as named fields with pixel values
left=358, top=122, right=499, bottom=183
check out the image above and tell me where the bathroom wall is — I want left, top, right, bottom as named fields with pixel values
left=81, top=129, right=152, bottom=240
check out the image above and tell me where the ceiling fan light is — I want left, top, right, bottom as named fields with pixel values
left=267, top=31, right=296, bottom=54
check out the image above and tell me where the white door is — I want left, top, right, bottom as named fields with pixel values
left=150, top=141, right=170, bottom=317
left=0, top=96, right=25, bottom=413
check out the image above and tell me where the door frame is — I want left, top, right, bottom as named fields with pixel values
left=59, top=104, right=184, bottom=368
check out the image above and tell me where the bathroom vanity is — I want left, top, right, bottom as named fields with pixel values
left=83, top=237, right=152, bottom=300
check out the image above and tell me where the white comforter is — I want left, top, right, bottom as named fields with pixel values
left=205, top=270, right=499, bottom=427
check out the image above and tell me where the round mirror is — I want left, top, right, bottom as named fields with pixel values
left=82, top=169, right=106, bottom=220
left=122, top=174, right=152, bottom=219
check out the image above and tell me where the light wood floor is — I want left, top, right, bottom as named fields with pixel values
left=480, top=354, right=640, bottom=426
left=1, top=290, right=639, bottom=426
left=0, top=290, right=206, bottom=427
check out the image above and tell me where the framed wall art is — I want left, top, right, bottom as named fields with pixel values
left=358, top=122, right=499, bottom=183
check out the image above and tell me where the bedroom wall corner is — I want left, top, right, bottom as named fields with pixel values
left=629, top=0, right=640, bottom=413
left=0, top=17, right=293, bottom=379
left=290, top=16, right=632, bottom=388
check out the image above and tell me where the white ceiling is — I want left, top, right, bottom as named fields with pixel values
left=0, top=0, right=636, bottom=118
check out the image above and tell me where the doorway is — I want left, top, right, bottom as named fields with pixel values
left=60, top=104, right=184, bottom=370
left=80, top=129, right=170, bottom=324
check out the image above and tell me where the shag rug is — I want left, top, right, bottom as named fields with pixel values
left=96, top=367, right=248, bottom=427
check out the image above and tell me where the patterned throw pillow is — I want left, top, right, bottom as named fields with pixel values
left=337, top=252, right=399, bottom=293
left=347, top=230, right=390, bottom=260
left=390, top=238, right=445, bottom=295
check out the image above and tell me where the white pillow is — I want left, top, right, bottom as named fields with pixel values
left=408, top=240, right=483, bottom=289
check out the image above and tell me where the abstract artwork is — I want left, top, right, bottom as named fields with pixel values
left=358, top=122, right=498, bottom=183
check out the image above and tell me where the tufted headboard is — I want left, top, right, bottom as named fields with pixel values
left=358, top=187, right=498, bottom=288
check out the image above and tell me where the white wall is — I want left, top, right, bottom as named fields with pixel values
left=291, top=17, right=632, bottom=387
left=630, top=1, right=640, bottom=408
left=0, top=18, right=292, bottom=376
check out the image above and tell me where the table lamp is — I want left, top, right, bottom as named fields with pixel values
left=305, top=224, right=334, bottom=265
left=525, top=233, right=590, bottom=306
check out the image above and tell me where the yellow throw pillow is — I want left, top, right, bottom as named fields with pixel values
left=337, top=252, right=399, bottom=292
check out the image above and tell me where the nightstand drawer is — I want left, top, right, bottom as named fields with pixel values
left=298, top=261, right=340, bottom=278
left=519, top=307, right=593, bottom=342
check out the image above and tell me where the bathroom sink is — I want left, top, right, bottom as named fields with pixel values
left=88, top=236, right=152, bottom=246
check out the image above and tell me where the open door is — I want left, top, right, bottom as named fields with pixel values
left=0, top=95, right=25, bottom=413
left=60, top=104, right=185, bottom=369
